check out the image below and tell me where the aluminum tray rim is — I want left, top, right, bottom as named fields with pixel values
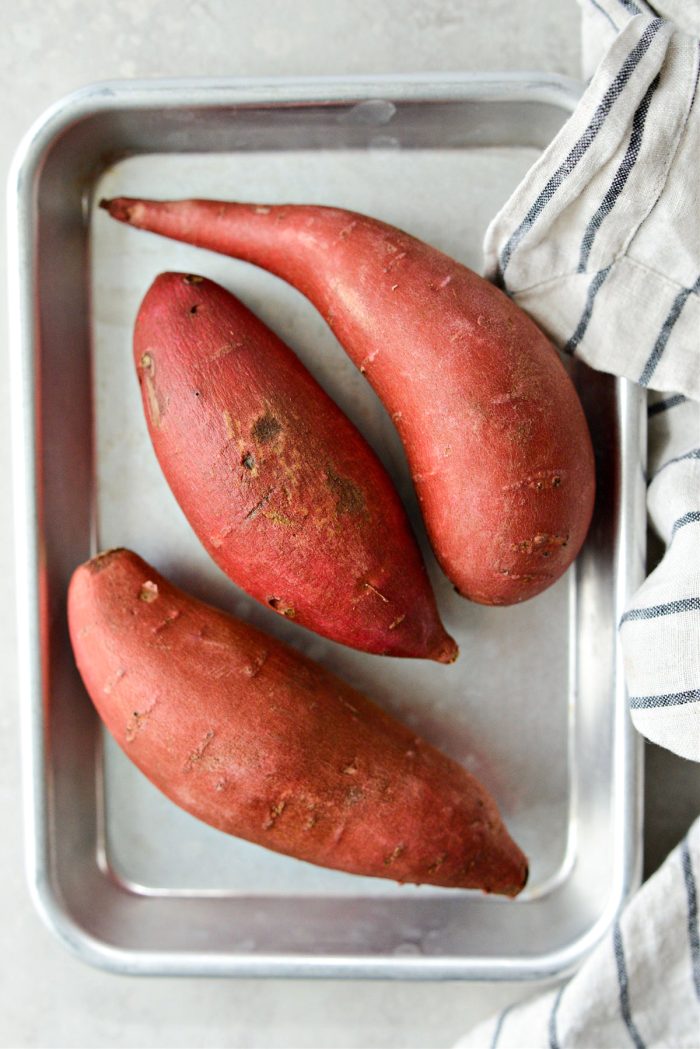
left=9, top=70, right=644, bottom=980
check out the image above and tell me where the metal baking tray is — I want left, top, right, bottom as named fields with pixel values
left=9, top=73, right=646, bottom=979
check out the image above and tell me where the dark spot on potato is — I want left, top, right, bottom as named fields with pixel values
left=326, top=467, right=366, bottom=515
left=183, top=274, right=204, bottom=284
left=267, top=596, right=296, bottom=618
left=189, top=304, right=200, bottom=315
left=552, top=475, right=562, bottom=487
left=252, top=413, right=282, bottom=443
left=194, top=390, right=201, bottom=397
left=241, top=452, right=256, bottom=470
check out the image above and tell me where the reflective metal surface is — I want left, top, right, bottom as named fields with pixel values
left=9, top=73, right=645, bottom=978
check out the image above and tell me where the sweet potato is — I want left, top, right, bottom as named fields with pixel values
left=68, top=549, right=528, bottom=893
left=102, top=197, right=596, bottom=606
left=132, top=272, right=456, bottom=662
left=68, top=548, right=528, bottom=895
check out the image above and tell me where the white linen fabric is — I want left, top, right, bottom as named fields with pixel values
left=483, top=0, right=700, bottom=761
left=456, top=817, right=700, bottom=1049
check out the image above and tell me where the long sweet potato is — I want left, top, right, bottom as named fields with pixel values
left=67, top=548, right=528, bottom=895
left=102, top=197, right=596, bottom=606
left=131, top=272, right=455, bottom=662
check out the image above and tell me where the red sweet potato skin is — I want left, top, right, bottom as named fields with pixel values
left=104, top=198, right=596, bottom=605
left=67, top=549, right=528, bottom=895
left=133, top=273, right=455, bottom=662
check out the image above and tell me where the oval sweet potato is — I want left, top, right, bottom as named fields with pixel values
left=103, top=198, right=596, bottom=606
left=132, top=272, right=456, bottom=663
left=68, top=548, right=528, bottom=895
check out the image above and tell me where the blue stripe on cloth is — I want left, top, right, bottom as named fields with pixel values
left=490, top=1003, right=514, bottom=1049
left=613, top=922, right=646, bottom=1049
left=548, top=984, right=565, bottom=1049
left=640, top=275, right=700, bottom=386
left=630, top=689, right=700, bottom=710
left=617, top=0, right=642, bottom=15
left=672, top=511, right=700, bottom=539
left=578, top=74, right=659, bottom=272
left=620, top=597, right=700, bottom=624
left=496, top=19, right=664, bottom=282
left=648, top=393, right=687, bottom=416
left=589, top=0, right=621, bottom=31
left=681, top=839, right=700, bottom=1000
left=564, top=266, right=612, bottom=353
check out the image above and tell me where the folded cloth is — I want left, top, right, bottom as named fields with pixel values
left=484, top=0, right=700, bottom=761
left=456, top=816, right=700, bottom=1048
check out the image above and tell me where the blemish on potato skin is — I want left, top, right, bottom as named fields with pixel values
left=152, top=609, right=181, bottom=634
left=326, top=467, right=366, bottom=516
left=252, top=412, right=282, bottom=444
left=384, top=251, right=407, bottom=273
left=103, top=667, right=125, bottom=694
left=244, top=486, right=275, bottom=521
left=184, top=729, right=215, bottom=771
left=503, top=470, right=567, bottom=493
left=364, top=582, right=389, bottom=603
left=267, top=596, right=296, bottom=618
left=242, top=650, right=268, bottom=678
left=345, top=786, right=363, bottom=806
left=125, top=703, right=155, bottom=743
left=262, top=509, right=296, bottom=528
left=87, top=548, right=126, bottom=574
left=512, top=533, right=569, bottom=556
left=139, top=353, right=165, bottom=428
left=139, top=580, right=159, bottom=602
left=338, top=220, right=357, bottom=240
left=384, top=843, right=406, bottom=866
left=263, top=800, right=286, bottom=830
left=427, top=853, right=447, bottom=874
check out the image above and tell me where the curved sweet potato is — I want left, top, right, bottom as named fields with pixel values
left=132, top=272, right=455, bottom=662
left=68, top=549, right=528, bottom=895
left=103, top=198, right=596, bottom=606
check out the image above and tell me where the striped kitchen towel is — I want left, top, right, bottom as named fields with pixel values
left=484, top=0, right=700, bottom=761
left=456, top=815, right=700, bottom=1048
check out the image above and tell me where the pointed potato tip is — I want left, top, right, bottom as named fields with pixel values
left=99, top=197, right=134, bottom=223
left=432, top=633, right=459, bottom=665
left=503, top=858, right=529, bottom=898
